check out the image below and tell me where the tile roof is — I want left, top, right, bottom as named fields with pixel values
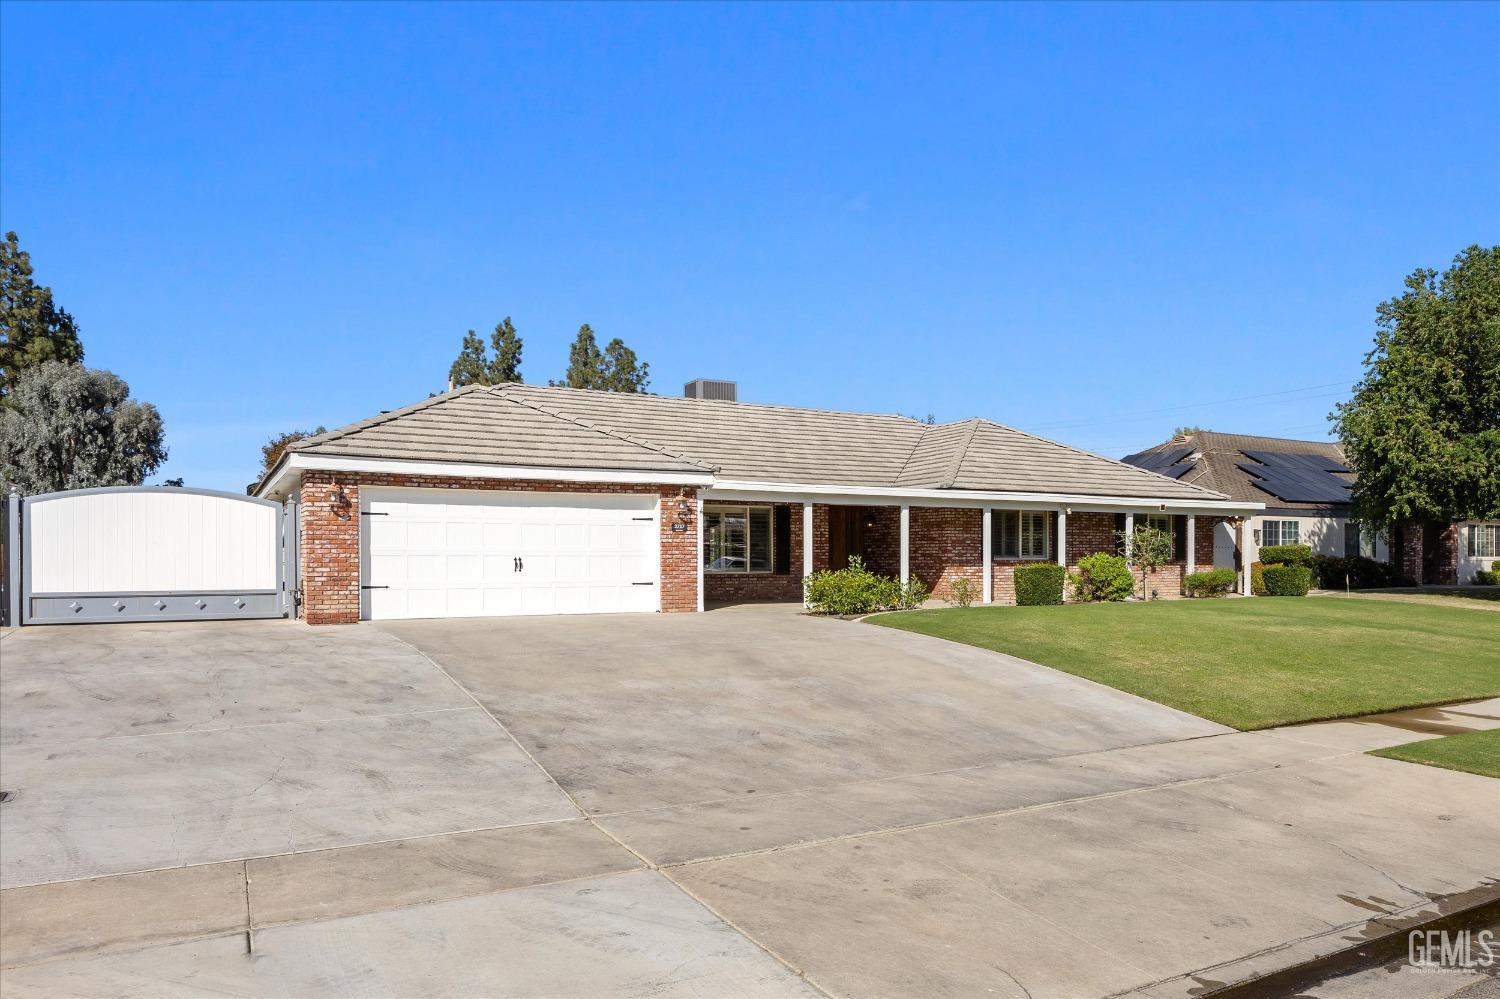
left=1122, top=431, right=1352, bottom=509
left=283, top=384, right=1230, bottom=501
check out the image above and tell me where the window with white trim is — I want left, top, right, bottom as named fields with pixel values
left=1469, top=524, right=1500, bottom=558
left=992, top=510, right=1051, bottom=560
left=703, top=505, right=773, bottom=573
left=1140, top=513, right=1174, bottom=537
left=1259, top=519, right=1300, bottom=547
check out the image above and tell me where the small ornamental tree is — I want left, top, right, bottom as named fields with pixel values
left=1117, top=525, right=1175, bottom=599
left=260, top=427, right=326, bottom=476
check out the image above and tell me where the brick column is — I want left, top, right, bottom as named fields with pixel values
left=300, top=472, right=361, bottom=625
left=658, top=487, right=699, bottom=612
left=1398, top=523, right=1425, bottom=584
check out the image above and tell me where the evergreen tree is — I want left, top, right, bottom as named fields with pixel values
left=554, top=324, right=607, bottom=388
left=448, top=330, right=490, bottom=388
left=0, top=231, right=85, bottom=402
left=448, top=316, right=524, bottom=388
left=601, top=337, right=650, bottom=393
left=487, top=316, right=523, bottom=383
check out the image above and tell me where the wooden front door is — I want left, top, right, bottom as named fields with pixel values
left=827, top=507, right=867, bottom=571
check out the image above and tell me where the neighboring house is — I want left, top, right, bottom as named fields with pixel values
left=253, top=382, right=1261, bottom=623
left=1122, top=430, right=1500, bottom=585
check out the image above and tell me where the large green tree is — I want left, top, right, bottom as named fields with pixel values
left=552, top=324, right=650, bottom=392
left=1333, top=244, right=1500, bottom=527
left=0, top=361, right=167, bottom=492
left=448, top=316, right=523, bottom=388
left=0, top=231, right=85, bottom=402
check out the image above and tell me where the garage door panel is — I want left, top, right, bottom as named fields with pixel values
left=446, top=522, right=482, bottom=548
left=407, top=521, right=444, bottom=548
left=361, top=487, right=659, bottom=621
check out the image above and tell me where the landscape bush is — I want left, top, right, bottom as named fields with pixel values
left=1014, top=563, right=1066, bottom=605
left=1308, top=554, right=1401, bottom=590
left=1257, top=544, right=1314, bottom=567
left=1251, top=561, right=1271, bottom=596
left=1183, top=567, right=1236, bottom=597
left=1070, top=552, right=1134, bottom=602
left=1261, top=564, right=1312, bottom=596
left=803, top=556, right=929, bottom=614
left=944, top=575, right=977, bottom=608
left=1474, top=568, right=1500, bottom=586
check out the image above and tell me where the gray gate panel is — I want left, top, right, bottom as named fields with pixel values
left=28, top=590, right=282, bottom=624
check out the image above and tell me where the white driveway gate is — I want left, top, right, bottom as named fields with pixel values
left=4, top=487, right=296, bottom=625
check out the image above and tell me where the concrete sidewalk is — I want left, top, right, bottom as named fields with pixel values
left=2, top=611, right=1496, bottom=997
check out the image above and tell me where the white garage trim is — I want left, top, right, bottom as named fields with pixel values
left=359, top=486, right=662, bottom=621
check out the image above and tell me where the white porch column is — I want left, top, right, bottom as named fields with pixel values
left=1056, top=510, right=1068, bottom=568
left=982, top=507, right=993, bottom=604
left=1186, top=515, right=1196, bottom=576
left=1239, top=519, right=1251, bottom=595
left=802, top=501, right=814, bottom=607
left=1124, top=512, right=1135, bottom=566
left=899, top=504, right=910, bottom=582
left=695, top=494, right=705, bottom=612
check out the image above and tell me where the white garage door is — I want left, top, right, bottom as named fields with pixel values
left=361, top=487, right=659, bottom=620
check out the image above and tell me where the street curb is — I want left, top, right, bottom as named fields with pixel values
left=1133, top=881, right=1500, bottom=998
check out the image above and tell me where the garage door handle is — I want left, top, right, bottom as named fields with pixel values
left=361, top=585, right=389, bottom=590
left=632, top=581, right=654, bottom=586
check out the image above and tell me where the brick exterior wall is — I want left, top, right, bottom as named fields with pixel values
left=1397, top=523, right=1424, bottom=584
left=703, top=502, right=806, bottom=603
left=1397, top=521, right=1461, bottom=585
left=910, top=507, right=984, bottom=601
left=1433, top=522, right=1459, bottom=585
left=297, top=471, right=699, bottom=624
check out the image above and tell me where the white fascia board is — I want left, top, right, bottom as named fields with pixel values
left=703, top=480, right=1263, bottom=516
left=256, top=453, right=714, bottom=498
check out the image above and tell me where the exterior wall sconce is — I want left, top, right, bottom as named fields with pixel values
left=328, top=485, right=352, bottom=521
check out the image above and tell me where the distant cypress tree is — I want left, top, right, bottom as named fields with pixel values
left=448, top=316, right=525, bottom=388
left=554, top=324, right=607, bottom=388
left=0, top=231, right=85, bottom=403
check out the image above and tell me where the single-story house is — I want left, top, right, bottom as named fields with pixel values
left=254, top=382, right=1262, bottom=623
left=1122, top=430, right=1499, bottom=585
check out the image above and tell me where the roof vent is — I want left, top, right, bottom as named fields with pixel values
left=684, top=379, right=737, bottom=402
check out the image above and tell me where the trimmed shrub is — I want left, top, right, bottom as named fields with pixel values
left=1258, top=544, right=1314, bottom=567
left=1474, top=568, right=1500, bottom=586
left=1071, top=552, right=1134, bottom=602
left=804, top=556, right=897, bottom=615
left=1262, top=564, right=1312, bottom=596
left=899, top=574, right=930, bottom=610
left=944, top=575, right=977, bottom=608
left=1309, top=554, right=1401, bottom=590
left=1250, top=561, right=1272, bottom=596
left=1015, top=563, right=1066, bottom=605
left=1183, top=567, right=1236, bottom=597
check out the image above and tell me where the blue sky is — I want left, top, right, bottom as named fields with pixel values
left=2, top=2, right=1496, bottom=491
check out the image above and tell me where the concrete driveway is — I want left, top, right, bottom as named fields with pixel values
left=2, top=605, right=1496, bottom=997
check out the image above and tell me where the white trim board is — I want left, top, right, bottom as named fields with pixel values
left=257, top=452, right=714, bottom=498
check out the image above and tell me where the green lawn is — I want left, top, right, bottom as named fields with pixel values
left=869, top=597, right=1500, bottom=730
left=1371, top=729, right=1500, bottom=779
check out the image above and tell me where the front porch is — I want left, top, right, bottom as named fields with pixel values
left=697, top=496, right=1231, bottom=607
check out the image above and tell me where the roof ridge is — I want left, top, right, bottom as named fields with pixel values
left=502, top=383, right=923, bottom=424
left=940, top=418, right=983, bottom=489
left=491, top=385, right=718, bottom=472
left=286, top=384, right=487, bottom=453
left=978, top=419, right=1230, bottom=500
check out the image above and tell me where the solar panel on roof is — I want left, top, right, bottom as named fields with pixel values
left=1122, top=448, right=1191, bottom=476
left=1237, top=456, right=1352, bottom=504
